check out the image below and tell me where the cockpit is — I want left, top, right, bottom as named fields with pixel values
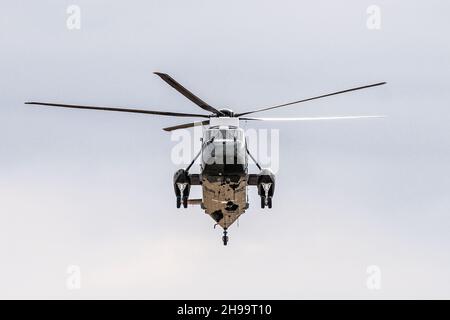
left=201, top=127, right=247, bottom=175
left=203, top=127, right=244, bottom=143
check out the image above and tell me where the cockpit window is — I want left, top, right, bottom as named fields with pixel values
left=204, top=128, right=244, bottom=142
left=202, top=128, right=247, bottom=175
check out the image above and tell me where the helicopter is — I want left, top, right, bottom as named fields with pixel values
left=26, top=72, right=386, bottom=245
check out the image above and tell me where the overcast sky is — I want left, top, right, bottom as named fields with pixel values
left=1, top=0, right=450, bottom=299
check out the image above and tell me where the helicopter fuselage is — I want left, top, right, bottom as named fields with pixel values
left=173, top=117, right=275, bottom=232
left=201, top=118, right=248, bottom=229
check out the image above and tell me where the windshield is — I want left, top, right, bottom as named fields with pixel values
left=202, top=128, right=247, bottom=175
left=204, top=128, right=244, bottom=143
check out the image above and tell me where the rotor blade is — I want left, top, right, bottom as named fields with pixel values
left=154, top=72, right=224, bottom=116
left=240, top=115, right=386, bottom=121
left=163, top=120, right=210, bottom=132
left=236, top=82, right=386, bottom=117
left=25, top=102, right=210, bottom=118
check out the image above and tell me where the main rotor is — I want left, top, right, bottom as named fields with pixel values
left=25, top=72, right=386, bottom=131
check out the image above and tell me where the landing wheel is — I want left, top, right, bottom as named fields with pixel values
left=261, top=196, right=266, bottom=209
left=267, top=197, right=272, bottom=209
left=182, top=196, right=188, bottom=208
left=222, top=230, right=229, bottom=246
left=176, top=196, right=181, bottom=208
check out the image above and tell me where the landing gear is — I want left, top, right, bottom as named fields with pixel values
left=261, top=196, right=273, bottom=208
left=222, top=230, right=229, bottom=246
left=175, top=182, right=189, bottom=209
left=176, top=196, right=189, bottom=208
left=260, top=182, right=273, bottom=209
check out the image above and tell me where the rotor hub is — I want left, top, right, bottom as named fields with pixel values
left=218, top=108, right=234, bottom=117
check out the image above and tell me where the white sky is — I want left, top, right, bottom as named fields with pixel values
left=1, top=0, right=450, bottom=299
